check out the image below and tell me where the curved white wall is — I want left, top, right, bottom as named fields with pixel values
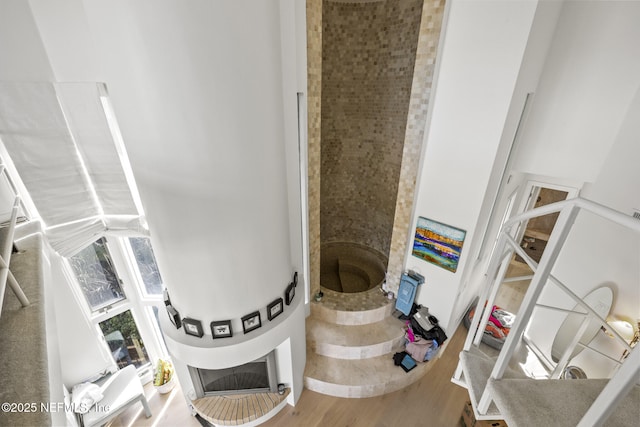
left=78, top=1, right=294, bottom=322
left=83, top=0, right=308, bottom=401
left=161, top=293, right=306, bottom=403
left=20, top=0, right=301, bottom=326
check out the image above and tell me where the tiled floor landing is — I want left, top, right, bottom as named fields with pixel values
left=311, top=286, right=394, bottom=324
left=304, top=286, right=436, bottom=398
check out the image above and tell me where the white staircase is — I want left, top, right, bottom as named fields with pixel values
left=453, top=197, right=640, bottom=427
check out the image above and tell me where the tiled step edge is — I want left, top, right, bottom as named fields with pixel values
left=310, top=300, right=394, bottom=325
left=303, top=352, right=433, bottom=398
left=306, top=316, right=406, bottom=359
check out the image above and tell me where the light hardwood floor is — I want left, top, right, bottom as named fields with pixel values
left=263, top=325, right=469, bottom=427
left=106, top=381, right=201, bottom=427
left=111, top=325, right=470, bottom=427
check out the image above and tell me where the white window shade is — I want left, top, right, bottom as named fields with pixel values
left=56, top=83, right=139, bottom=216
left=0, top=82, right=99, bottom=224
left=0, top=82, right=144, bottom=255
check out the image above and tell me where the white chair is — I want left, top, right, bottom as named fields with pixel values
left=81, top=365, right=152, bottom=427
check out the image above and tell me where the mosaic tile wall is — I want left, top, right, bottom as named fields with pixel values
left=307, top=0, right=322, bottom=296
left=386, top=0, right=445, bottom=292
left=320, top=0, right=423, bottom=259
left=307, top=0, right=445, bottom=295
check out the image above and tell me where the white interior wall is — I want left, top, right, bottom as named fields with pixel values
left=0, top=0, right=53, bottom=81
left=406, top=0, right=540, bottom=331
left=449, top=0, right=564, bottom=325
left=74, top=1, right=296, bottom=326
left=526, top=87, right=640, bottom=378
left=294, top=0, right=311, bottom=309
left=513, top=1, right=640, bottom=183
left=28, top=0, right=98, bottom=81
left=555, top=95, right=640, bottom=319
left=441, top=0, right=640, bottom=377
left=408, top=0, right=640, bottom=347
left=280, top=0, right=309, bottom=303
left=502, top=2, right=640, bottom=377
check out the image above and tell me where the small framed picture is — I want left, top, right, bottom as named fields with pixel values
left=241, top=311, right=262, bottom=334
left=183, top=318, right=204, bottom=338
left=210, top=320, right=233, bottom=339
left=166, top=305, right=181, bottom=329
left=293, top=271, right=298, bottom=287
left=267, top=297, right=284, bottom=321
left=285, top=282, right=295, bottom=305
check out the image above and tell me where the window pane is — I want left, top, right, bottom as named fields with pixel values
left=69, top=237, right=125, bottom=311
left=151, top=306, right=169, bottom=353
left=99, top=310, right=150, bottom=369
left=129, top=237, right=163, bottom=295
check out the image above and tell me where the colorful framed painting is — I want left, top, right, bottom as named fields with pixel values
left=412, top=217, right=466, bottom=273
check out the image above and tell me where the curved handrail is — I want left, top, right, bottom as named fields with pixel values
left=503, top=197, right=640, bottom=233
left=459, top=195, right=639, bottom=422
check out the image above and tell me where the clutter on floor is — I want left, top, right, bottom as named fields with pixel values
left=463, top=300, right=515, bottom=350
left=393, top=303, right=448, bottom=370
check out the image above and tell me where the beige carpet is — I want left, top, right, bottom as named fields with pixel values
left=490, top=378, right=640, bottom=427
left=0, top=233, right=50, bottom=426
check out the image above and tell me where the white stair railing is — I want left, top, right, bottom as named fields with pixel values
left=454, top=197, right=640, bottom=425
left=0, top=160, right=31, bottom=318
left=0, top=196, right=30, bottom=317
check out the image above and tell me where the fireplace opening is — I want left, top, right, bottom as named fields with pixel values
left=189, top=351, right=278, bottom=397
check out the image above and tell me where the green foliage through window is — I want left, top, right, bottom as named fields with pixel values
left=99, top=310, right=150, bottom=369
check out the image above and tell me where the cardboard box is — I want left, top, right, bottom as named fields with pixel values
left=461, top=401, right=508, bottom=427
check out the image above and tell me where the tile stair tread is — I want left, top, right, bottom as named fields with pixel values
left=303, top=350, right=436, bottom=398
left=315, top=286, right=393, bottom=312
left=311, top=297, right=394, bottom=325
left=306, top=286, right=427, bottom=397
left=304, top=350, right=430, bottom=387
left=306, top=315, right=406, bottom=348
